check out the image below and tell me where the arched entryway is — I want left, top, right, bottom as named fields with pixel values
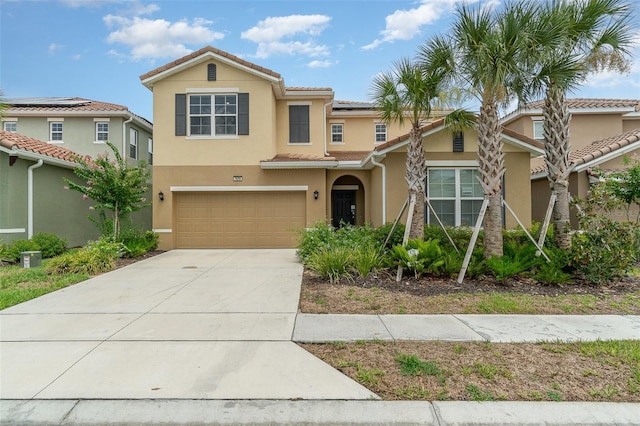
left=331, top=175, right=364, bottom=227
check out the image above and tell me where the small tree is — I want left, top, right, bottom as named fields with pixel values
left=604, top=156, right=640, bottom=222
left=65, top=141, right=151, bottom=240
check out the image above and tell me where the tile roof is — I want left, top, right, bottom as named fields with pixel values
left=373, top=118, right=446, bottom=152
left=501, top=127, right=544, bottom=150
left=525, top=98, right=640, bottom=110
left=139, top=45, right=282, bottom=81
left=286, top=86, right=333, bottom=92
left=0, top=130, right=91, bottom=165
left=531, top=128, right=640, bottom=175
left=261, top=151, right=370, bottom=163
left=6, top=97, right=128, bottom=113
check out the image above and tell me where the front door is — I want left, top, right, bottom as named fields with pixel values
left=332, top=190, right=356, bottom=227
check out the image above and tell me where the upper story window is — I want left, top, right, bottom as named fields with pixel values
left=190, top=94, right=237, bottom=136
left=130, top=128, right=138, bottom=159
left=331, top=124, right=343, bottom=143
left=148, top=137, right=153, bottom=165
left=289, top=104, right=310, bottom=143
left=427, top=168, right=483, bottom=227
left=3, top=121, right=16, bottom=132
left=375, top=123, right=387, bottom=143
left=96, top=122, right=109, bottom=142
left=533, top=121, right=544, bottom=141
left=49, top=122, right=63, bottom=142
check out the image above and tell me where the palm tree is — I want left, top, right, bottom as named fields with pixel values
left=419, top=1, right=541, bottom=258
left=529, top=0, right=633, bottom=249
left=371, top=56, right=449, bottom=239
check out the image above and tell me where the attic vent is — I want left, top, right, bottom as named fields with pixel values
left=208, top=64, right=217, bottom=81
left=453, top=132, right=464, bottom=152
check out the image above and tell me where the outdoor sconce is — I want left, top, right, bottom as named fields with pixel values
left=158, top=191, right=164, bottom=201
left=313, top=190, right=319, bottom=200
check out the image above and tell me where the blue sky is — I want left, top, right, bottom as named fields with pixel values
left=1, top=0, right=639, bottom=121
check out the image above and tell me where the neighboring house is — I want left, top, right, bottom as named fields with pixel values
left=140, top=46, right=543, bottom=250
left=502, top=99, right=640, bottom=225
left=0, top=130, right=101, bottom=246
left=1, top=97, right=154, bottom=231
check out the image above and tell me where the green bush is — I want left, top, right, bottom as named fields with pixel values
left=5, top=239, right=40, bottom=262
left=373, top=222, right=405, bottom=250
left=297, top=222, right=378, bottom=265
left=534, top=262, right=573, bottom=285
left=45, top=238, right=124, bottom=275
left=121, top=228, right=158, bottom=258
left=485, top=255, right=532, bottom=281
left=306, top=246, right=353, bottom=283
left=352, top=246, right=384, bottom=278
left=391, top=238, right=445, bottom=278
left=31, top=233, right=67, bottom=258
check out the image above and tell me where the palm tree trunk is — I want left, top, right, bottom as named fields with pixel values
left=477, top=101, right=504, bottom=258
left=543, top=84, right=572, bottom=249
left=406, top=125, right=426, bottom=239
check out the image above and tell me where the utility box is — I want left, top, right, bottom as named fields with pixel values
left=21, top=251, right=42, bottom=268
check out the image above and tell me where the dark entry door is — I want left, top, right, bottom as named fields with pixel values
left=332, top=190, right=356, bottom=227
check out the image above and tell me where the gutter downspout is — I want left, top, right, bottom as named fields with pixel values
left=323, top=100, right=332, bottom=157
left=27, top=159, right=44, bottom=239
left=122, top=114, right=134, bottom=158
left=370, top=155, right=386, bottom=224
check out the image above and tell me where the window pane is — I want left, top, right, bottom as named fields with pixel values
left=190, top=116, right=211, bottom=135
left=460, top=169, right=483, bottom=197
left=190, top=95, right=211, bottom=114
left=215, top=95, right=236, bottom=114
left=428, top=169, right=455, bottom=197
left=428, top=200, right=455, bottom=227
left=461, top=200, right=483, bottom=226
left=215, top=116, right=236, bottom=135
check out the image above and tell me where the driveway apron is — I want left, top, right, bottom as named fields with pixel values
left=0, top=249, right=376, bottom=400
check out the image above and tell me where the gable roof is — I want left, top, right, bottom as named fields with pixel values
left=5, top=97, right=152, bottom=129
left=0, top=129, right=91, bottom=168
left=502, top=98, right=640, bottom=125
left=531, top=128, right=640, bottom=178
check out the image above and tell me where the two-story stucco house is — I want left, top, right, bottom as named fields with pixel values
left=141, top=46, right=544, bottom=250
left=1, top=97, right=154, bottom=240
left=502, top=99, right=640, bottom=225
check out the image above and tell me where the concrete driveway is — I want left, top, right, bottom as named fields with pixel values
left=0, top=249, right=375, bottom=400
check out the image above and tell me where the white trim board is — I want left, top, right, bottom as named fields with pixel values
left=0, top=228, right=26, bottom=234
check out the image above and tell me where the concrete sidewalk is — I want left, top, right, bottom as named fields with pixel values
left=2, top=249, right=640, bottom=425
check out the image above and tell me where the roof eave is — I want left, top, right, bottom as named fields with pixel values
left=573, top=139, right=640, bottom=173
left=0, top=145, right=79, bottom=169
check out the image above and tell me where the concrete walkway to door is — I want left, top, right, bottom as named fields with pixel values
left=0, top=249, right=375, bottom=400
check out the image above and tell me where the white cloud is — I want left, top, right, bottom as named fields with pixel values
left=363, top=0, right=471, bottom=50
left=583, top=31, right=640, bottom=90
left=241, top=14, right=331, bottom=59
left=104, top=14, right=224, bottom=61
left=72, top=54, right=81, bottom=60
left=48, top=43, right=64, bottom=55
left=308, top=60, right=333, bottom=68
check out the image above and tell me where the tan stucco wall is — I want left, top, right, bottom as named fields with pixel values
left=152, top=60, right=278, bottom=166
left=152, top=165, right=327, bottom=249
left=326, top=116, right=409, bottom=151
left=275, top=99, right=327, bottom=158
left=623, top=118, right=640, bottom=133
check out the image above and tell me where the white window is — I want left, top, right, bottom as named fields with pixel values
left=331, top=124, right=343, bottom=143
left=189, top=94, right=237, bottom=136
left=3, top=122, right=16, bottom=132
left=375, top=123, right=387, bottom=143
left=129, top=128, right=138, bottom=159
left=148, top=137, right=153, bottom=164
left=427, top=168, right=484, bottom=227
left=533, top=121, right=544, bottom=141
left=50, top=122, right=63, bottom=142
left=96, top=122, right=109, bottom=142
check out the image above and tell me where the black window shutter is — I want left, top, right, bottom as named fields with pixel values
left=207, top=64, right=217, bottom=81
left=175, top=94, right=186, bottom=136
left=238, top=93, right=249, bottom=135
left=453, top=131, right=464, bottom=152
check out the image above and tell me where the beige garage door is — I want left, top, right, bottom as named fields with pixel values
left=175, top=191, right=306, bottom=248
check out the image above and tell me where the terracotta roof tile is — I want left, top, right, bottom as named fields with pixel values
left=525, top=98, right=639, bottom=110
left=374, top=118, right=446, bottom=152
left=531, top=128, right=640, bottom=175
left=6, top=97, right=128, bottom=113
left=262, top=153, right=337, bottom=163
left=327, top=151, right=370, bottom=161
left=0, top=130, right=91, bottom=165
left=501, top=127, right=544, bottom=150
left=139, top=46, right=281, bottom=81
left=286, top=86, right=333, bottom=92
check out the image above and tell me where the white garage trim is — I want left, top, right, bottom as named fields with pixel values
left=170, top=186, right=308, bottom=192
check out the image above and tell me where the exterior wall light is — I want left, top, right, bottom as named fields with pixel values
left=158, top=191, right=164, bottom=201
left=313, top=190, right=319, bottom=200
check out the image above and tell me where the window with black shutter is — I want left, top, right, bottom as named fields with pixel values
left=289, top=105, right=310, bottom=143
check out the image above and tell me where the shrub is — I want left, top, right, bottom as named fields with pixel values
left=352, top=246, right=384, bottom=278
left=45, top=238, right=124, bottom=275
left=297, top=222, right=337, bottom=264
left=306, top=246, right=353, bottom=283
left=485, top=255, right=531, bottom=281
left=31, top=233, right=67, bottom=258
left=120, top=228, right=158, bottom=257
left=4, top=239, right=40, bottom=262
left=534, top=262, right=573, bottom=285
left=373, top=222, right=405, bottom=251
left=391, top=238, right=445, bottom=278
